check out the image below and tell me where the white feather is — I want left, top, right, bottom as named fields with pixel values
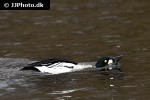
left=108, top=59, right=113, bottom=64
left=108, top=59, right=114, bottom=70
left=35, top=62, right=93, bottom=74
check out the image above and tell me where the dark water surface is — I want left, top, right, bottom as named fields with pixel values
left=0, top=0, right=150, bottom=100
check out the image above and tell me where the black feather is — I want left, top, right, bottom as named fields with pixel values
left=20, top=66, right=40, bottom=72
left=27, top=58, right=77, bottom=67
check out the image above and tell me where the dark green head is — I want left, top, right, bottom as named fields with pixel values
left=95, top=55, right=123, bottom=70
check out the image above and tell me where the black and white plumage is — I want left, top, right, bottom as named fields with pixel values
left=21, top=55, right=123, bottom=74
left=21, top=59, right=92, bottom=74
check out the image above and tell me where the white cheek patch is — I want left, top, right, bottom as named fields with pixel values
left=108, top=59, right=113, bottom=64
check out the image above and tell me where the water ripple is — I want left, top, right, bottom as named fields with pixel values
left=50, top=88, right=85, bottom=95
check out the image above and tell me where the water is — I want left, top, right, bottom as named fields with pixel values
left=0, top=0, right=150, bottom=99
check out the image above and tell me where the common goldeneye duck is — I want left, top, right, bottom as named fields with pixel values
left=95, top=55, right=123, bottom=71
left=21, top=55, right=122, bottom=74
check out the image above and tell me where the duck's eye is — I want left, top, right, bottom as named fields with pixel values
left=104, top=60, right=107, bottom=63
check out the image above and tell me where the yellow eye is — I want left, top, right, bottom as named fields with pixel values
left=104, top=60, right=107, bottom=63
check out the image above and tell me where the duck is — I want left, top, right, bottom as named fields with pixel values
left=20, top=55, right=123, bottom=74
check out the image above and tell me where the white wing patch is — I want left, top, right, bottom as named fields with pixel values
left=35, top=62, right=93, bottom=74
left=35, top=62, right=76, bottom=74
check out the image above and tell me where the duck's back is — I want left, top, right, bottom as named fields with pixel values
left=21, top=58, right=78, bottom=73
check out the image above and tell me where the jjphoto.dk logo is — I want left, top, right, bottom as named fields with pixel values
left=0, top=0, right=50, bottom=10
left=4, top=2, right=43, bottom=8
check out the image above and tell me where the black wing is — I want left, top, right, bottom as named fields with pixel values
left=28, top=58, right=78, bottom=67
left=20, top=58, right=78, bottom=71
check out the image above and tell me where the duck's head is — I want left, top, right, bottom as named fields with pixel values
left=95, top=55, right=123, bottom=71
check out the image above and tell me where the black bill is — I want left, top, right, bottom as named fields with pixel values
left=112, top=55, right=123, bottom=65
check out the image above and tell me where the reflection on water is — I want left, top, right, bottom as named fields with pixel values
left=0, top=0, right=150, bottom=99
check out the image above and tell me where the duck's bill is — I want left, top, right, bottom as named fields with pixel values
left=113, top=55, right=123, bottom=64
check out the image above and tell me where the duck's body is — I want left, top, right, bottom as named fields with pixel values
left=21, top=59, right=92, bottom=74
left=21, top=55, right=123, bottom=74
